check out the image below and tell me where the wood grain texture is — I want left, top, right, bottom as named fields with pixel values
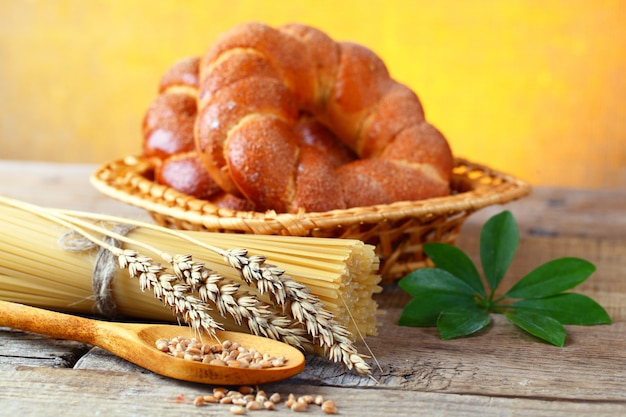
left=2, top=366, right=625, bottom=417
left=0, top=161, right=625, bottom=416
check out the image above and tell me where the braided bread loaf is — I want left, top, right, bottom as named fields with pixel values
left=143, top=57, right=254, bottom=210
left=145, top=22, right=454, bottom=213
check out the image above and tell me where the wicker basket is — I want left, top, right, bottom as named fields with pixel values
left=91, top=155, right=531, bottom=283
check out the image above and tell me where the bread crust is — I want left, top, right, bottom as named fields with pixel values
left=146, top=23, right=454, bottom=213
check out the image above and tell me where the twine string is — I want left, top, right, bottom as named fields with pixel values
left=58, top=224, right=135, bottom=318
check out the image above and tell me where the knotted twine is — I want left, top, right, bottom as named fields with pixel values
left=58, top=224, right=136, bottom=318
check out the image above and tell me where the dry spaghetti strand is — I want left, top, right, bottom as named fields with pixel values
left=0, top=195, right=381, bottom=376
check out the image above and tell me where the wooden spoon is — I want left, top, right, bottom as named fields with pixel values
left=0, top=300, right=305, bottom=385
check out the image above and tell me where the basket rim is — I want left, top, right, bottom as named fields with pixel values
left=90, top=155, right=531, bottom=234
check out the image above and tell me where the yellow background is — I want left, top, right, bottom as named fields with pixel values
left=1, top=0, right=624, bottom=188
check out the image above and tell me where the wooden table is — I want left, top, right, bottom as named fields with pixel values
left=1, top=160, right=625, bottom=416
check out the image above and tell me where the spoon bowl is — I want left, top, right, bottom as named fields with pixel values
left=0, top=300, right=305, bottom=385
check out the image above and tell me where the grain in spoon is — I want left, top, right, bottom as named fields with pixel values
left=0, top=300, right=305, bottom=385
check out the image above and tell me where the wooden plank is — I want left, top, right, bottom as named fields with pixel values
left=1, top=366, right=624, bottom=417
left=361, top=314, right=626, bottom=400
left=0, top=161, right=150, bottom=218
left=0, top=327, right=89, bottom=369
left=461, top=187, right=626, bottom=239
left=2, top=161, right=626, bottom=415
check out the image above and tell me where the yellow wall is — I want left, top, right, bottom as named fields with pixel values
left=1, top=0, right=625, bottom=188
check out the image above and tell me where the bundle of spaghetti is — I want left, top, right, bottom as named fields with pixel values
left=0, top=196, right=381, bottom=375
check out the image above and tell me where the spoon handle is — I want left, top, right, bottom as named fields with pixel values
left=0, top=300, right=99, bottom=344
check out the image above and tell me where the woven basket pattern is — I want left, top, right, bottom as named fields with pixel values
left=91, top=156, right=531, bottom=282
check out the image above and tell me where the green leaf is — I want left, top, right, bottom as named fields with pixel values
left=512, top=293, right=611, bottom=325
left=437, top=307, right=491, bottom=340
left=480, top=210, right=519, bottom=290
left=398, top=292, right=477, bottom=327
left=398, top=268, right=477, bottom=297
left=397, top=210, right=611, bottom=346
left=505, top=257, right=596, bottom=299
left=423, top=243, right=486, bottom=296
left=505, top=309, right=567, bottom=347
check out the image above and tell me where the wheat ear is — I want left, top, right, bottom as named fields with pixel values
left=170, top=254, right=310, bottom=349
left=223, top=249, right=372, bottom=376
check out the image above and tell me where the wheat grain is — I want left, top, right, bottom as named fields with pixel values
left=321, top=399, right=338, bottom=414
left=156, top=336, right=288, bottom=369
